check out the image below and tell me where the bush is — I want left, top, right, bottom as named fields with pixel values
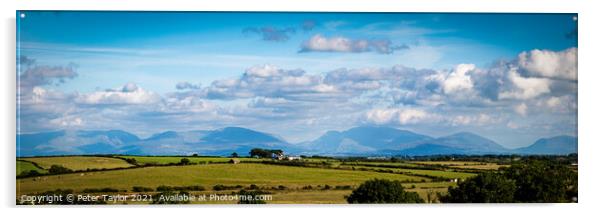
left=502, top=160, right=577, bottom=202
left=124, top=158, right=138, bottom=165
left=346, top=179, right=424, bottom=203
left=156, top=185, right=173, bottom=192
left=440, top=172, right=516, bottom=203
left=335, top=185, right=353, bottom=190
left=83, top=188, right=120, bottom=193
left=302, top=185, right=313, bottom=190
left=179, top=158, right=191, bottom=165
left=440, top=160, right=578, bottom=203
left=213, top=184, right=242, bottom=191
left=132, top=186, right=154, bottom=192
left=19, top=170, right=42, bottom=178
left=156, top=185, right=205, bottom=192
left=48, top=165, right=73, bottom=174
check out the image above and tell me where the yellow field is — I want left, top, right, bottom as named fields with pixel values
left=20, top=156, right=134, bottom=171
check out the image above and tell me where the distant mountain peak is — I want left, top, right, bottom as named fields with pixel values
left=16, top=126, right=577, bottom=157
left=515, top=135, right=577, bottom=155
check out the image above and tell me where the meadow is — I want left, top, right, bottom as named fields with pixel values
left=117, top=156, right=267, bottom=165
left=20, top=156, right=133, bottom=171
left=15, top=155, right=510, bottom=204
left=16, top=160, right=46, bottom=175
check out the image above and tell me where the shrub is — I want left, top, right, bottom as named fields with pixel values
left=302, top=185, right=313, bottom=190
left=48, top=165, right=73, bottom=174
left=335, top=185, right=352, bottom=190
left=179, top=158, right=191, bottom=165
left=124, top=158, right=138, bottom=165
left=132, top=186, right=154, bottom=192
left=213, top=184, right=242, bottom=191
left=156, top=185, right=173, bottom=192
left=346, top=179, right=424, bottom=203
left=439, top=172, right=516, bottom=203
left=19, top=170, right=42, bottom=178
left=83, top=188, right=120, bottom=193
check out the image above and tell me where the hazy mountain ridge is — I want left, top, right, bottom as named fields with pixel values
left=17, top=126, right=577, bottom=157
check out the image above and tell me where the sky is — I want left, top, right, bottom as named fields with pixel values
left=16, top=12, right=578, bottom=148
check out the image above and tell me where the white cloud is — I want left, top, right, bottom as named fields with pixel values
left=49, top=116, right=83, bottom=127
left=175, top=82, right=201, bottom=90
left=299, top=34, right=407, bottom=54
left=451, top=113, right=497, bottom=126
left=442, top=64, right=476, bottom=94
left=514, top=103, right=528, bottom=116
left=364, top=108, right=432, bottom=125
left=546, top=97, right=562, bottom=108
left=518, top=47, right=577, bottom=80
left=499, top=69, right=551, bottom=100
left=535, top=95, right=576, bottom=113
left=19, top=64, right=78, bottom=89
left=75, top=83, right=161, bottom=105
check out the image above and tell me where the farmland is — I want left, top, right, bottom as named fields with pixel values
left=117, top=156, right=267, bottom=165
left=20, top=156, right=133, bottom=171
left=16, top=163, right=428, bottom=195
left=16, top=160, right=46, bottom=175
left=15, top=154, right=576, bottom=204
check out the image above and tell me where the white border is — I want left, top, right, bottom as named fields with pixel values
left=2, top=1, right=601, bottom=216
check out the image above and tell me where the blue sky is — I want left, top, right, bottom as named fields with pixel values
left=17, top=12, right=577, bottom=148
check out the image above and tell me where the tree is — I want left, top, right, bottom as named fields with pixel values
left=179, top=158, right=190, bottom=165
left=501, top=160, right=577, bottom=202
left=346, top=179, right=424, bottom=203
left=231, top=152, right=239, bottom=158
left=440, top=159, right=578, bottom=203
left=249, top=148, right=283, bottom=158
left=440, top=172, right=516, bottom=203
left=48, top=165, right=73, bottom=174
left=124, top=158, right=137, bottom=165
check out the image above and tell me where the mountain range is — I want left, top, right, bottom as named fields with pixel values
left=16, top=126, right=577, bottom=157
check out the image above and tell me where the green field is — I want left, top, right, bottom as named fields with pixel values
left=407, top=161, right=508, bottom=170
left=340, top=165, right=476, bottom=179
left=14, top=157, right=498, bottom=203
left=16, top=163, right=428, bottom=195
left=17, top=160, right=46, bottom=175
left=117, top=156, right=266, bottom=165
left=20, top=156, right=134, bottom=171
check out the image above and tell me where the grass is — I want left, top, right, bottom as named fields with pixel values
left=17, top=160, right=46, bottom=175
left=340, top=165, right=476, bottom=179
left=117, top=156, right=266, bottom=165
left=16, top=163, right=429, bottom=195
left=20, top=156, right=134, bottom=171
left=409, top=161, right=507, bottom=170
left=410, top=161, right=486, bottom=166
left=449, top=164, right=510, bottom=170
